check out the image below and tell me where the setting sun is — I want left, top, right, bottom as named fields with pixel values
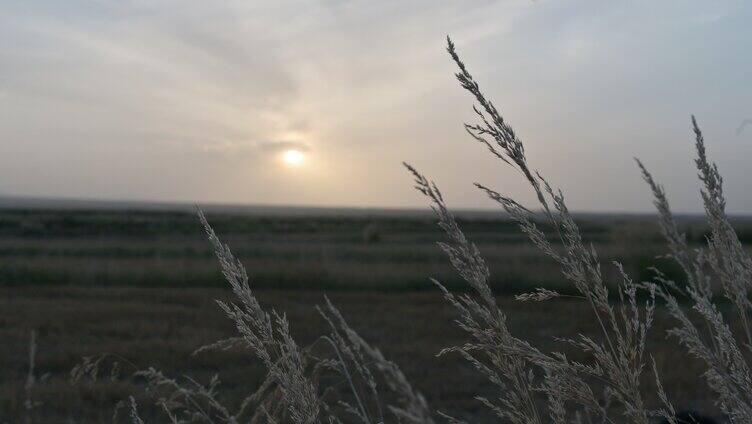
left=282, top=149, right=305, bottom=166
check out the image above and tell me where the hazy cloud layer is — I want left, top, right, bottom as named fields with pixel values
left=1, top=1, right=751, bottom=212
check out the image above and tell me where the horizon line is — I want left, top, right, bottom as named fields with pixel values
left=0, top=193, right=743, bottom=219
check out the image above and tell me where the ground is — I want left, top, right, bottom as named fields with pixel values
left=0, top=208, right=738, bottom=422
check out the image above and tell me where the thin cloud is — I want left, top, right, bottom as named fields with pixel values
left=258, top=141, right=311, bottom=153
left=199, top=140, right=311, bottom=156
left=1, top=1, right=751, bottom=212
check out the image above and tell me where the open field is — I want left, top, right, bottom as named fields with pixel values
left=0, top=286, right=717, bottom=423
left=2, top=207, right=752, bottom=422
left=3, top=207, right=746, bottom=294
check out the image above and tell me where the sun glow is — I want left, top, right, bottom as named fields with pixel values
left=282, top=149, right=305, bottom=166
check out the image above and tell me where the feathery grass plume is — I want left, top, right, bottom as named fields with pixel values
left=514, top=288, right=561, bottom=302
left=68, top=209, right=433, bottom=423
left=159, top=208, right=434, bottom=424
left=129, top=396, right=146, bottom=424
left=200, top=208, right=434, bottom=424
left=639, top=117, right=752, bottom=422
left=24, top=330, right=39, bottom=424
left=448, top=35, right=660, bottom=421
left=134, top=368, right=240, bottom=423
left=72, top=351, right=261, bottom=423
left=404, top=162, right=559, bottom=424
left=198, top=208, right=323, bottom=424
left=404, top=36, right=676, bottom=422
left=318, top=295, right=435, bottom=424
left=70, top=353, right=136, bottom=384
left=78, top=209, right=332, bottom=423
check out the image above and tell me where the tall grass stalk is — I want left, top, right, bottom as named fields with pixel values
left=403, top=37, right=669, bottom=423
left=638, top=117, right=752, bottom=422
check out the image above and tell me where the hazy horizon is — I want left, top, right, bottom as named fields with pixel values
left=3, top=1, right=752, bottom=213
left=6, top=193, right=752, bottom=220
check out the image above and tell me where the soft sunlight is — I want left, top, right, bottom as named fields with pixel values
left=282, top=149, right=305, bottom=166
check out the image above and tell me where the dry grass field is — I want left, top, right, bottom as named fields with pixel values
left=1, top=208, right=746, bottom=422
left=0, top=286, right=716, bottom=423
left=0, top=208, right=721, bottom=293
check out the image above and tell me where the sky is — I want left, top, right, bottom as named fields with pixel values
left=1, top=1, right=752, bottom=213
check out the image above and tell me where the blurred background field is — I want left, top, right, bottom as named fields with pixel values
left=2, top=201, right=751, bottom=421
left=3, top=201, right=748, bottom=294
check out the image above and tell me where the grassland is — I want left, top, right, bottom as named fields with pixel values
left=0, top=208, right=729, bottom=293
left=1, top=207, right=750, bottom=422
left=0, top=286, right=716, bottom=423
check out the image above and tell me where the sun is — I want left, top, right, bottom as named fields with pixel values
left=282, top=149, right=305, bottom=166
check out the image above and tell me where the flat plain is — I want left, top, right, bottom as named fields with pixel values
left=1, top=206, right=747, bottom=422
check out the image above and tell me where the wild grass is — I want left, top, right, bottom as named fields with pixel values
left=1, top=286, right=719, bottom=423
left=6, top=37, right=752, bottom=423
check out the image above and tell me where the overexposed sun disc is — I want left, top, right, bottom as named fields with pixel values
left=282, top=149, right=305, bottom=166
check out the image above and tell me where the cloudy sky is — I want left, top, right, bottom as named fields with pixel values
left=2, top=1, right=751, bottom=213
